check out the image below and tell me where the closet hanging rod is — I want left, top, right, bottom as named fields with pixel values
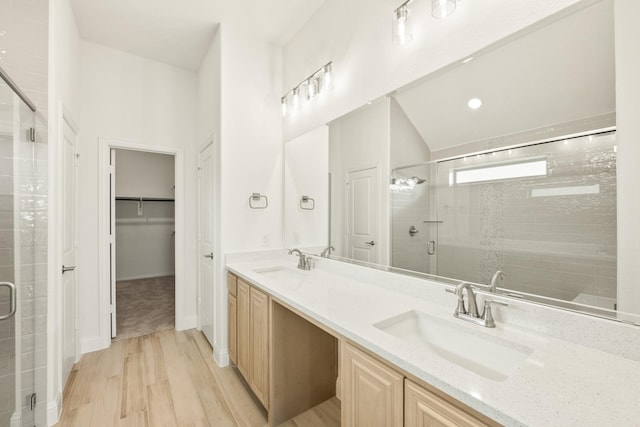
left=115, top=197, right=175, bottom=202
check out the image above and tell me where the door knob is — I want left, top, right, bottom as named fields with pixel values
left=0, top=282, right=16, bottom=320
left=204, top=253, right=214, bottom=259
left=62, top=265, right=76, bottom=274
left=364, top=241, right=375, bottom=246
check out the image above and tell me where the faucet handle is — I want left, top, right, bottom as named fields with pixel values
left=445, top=288, right=456, bottom=295
left=484, top=299, right=508, bottom=307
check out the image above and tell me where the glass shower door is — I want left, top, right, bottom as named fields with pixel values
left=0, top=79, right=46, bottom=426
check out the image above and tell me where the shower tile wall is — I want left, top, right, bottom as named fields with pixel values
left=437, top=132, right=617, bottom=306
left=391, top=166, right=431, bottom=274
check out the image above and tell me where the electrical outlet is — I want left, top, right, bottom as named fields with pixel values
left=293, top=232, right=300, bottom=245
left=262, top=234, right=271, bottom=247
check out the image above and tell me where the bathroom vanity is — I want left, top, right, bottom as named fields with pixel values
left=225, top=251, right=640, bottom=427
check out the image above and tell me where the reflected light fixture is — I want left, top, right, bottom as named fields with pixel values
left=467, top=98, right=482, bottom=109
left=281, top=61, right=333, bottom=118
left=432, top=0, right=457, bottom=19
left=393, top=0, right=413, bottom=45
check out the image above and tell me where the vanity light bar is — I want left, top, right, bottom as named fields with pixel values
left=393, top=0, right=458, bottom=45
left=282, top=61, right=333, bottom=117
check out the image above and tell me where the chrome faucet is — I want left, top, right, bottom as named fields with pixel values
left=320, top=245, right=335, bottom=258
left=488, top=270, right=505, bottom=293
left=446, top=282, right=508, bottom=328
left=288, top=248, right=312, bottom=271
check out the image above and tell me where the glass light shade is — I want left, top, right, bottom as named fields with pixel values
left=307, top=78, right=318, bottom=100
left=291, top=87, right=300, bottom=110
left=432, top=0, right=456, bottom=19
left=321, top=63, right=332, bottom=93
left=393, top=6, right=413, bottom=45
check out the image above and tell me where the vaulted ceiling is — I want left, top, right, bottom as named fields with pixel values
left=70, top=0, right=325, bottom=70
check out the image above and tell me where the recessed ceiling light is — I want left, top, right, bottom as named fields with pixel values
left=467, top=98, right=482, bottom=109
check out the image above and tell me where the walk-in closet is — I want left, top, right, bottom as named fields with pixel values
left=112, top=149, right=176, bottom=340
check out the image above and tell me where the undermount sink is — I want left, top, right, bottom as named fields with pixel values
left=253, top=266, right=306, bottom=287
left=374, top=310, right=533, bottom=381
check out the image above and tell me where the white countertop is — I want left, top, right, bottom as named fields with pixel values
left=227, top=254, right=640, bottom=427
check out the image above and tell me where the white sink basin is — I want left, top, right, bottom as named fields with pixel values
left=374, top=310, right=533, bottom=381
left=253, top=266, right=306, bottom=288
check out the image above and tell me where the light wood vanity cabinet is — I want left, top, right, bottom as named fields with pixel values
left=342, top=342, right=404, bottom=427
left=231, top=274, right=270, bottom=408
left=249, top=286, right=269, bottom=406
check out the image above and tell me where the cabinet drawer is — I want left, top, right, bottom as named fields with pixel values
left=405, top=379, right=491, bottom=427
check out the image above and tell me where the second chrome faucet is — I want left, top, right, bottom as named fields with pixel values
left=288, top=248, right=313, bottom=271
left=446, top=282, right=508, bottom=328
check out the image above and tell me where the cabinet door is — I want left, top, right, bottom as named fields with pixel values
left=228, top=293, right=237, bottom=364
left=405, top=380, right=489, bottom=427
left=342, top=342, right=403, bottom=427
left=249, top=287, right=269, bottom=407
left=236, top=279, right=250, bottom=379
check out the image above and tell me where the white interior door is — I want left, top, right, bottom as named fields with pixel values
left=61, top=117, right=78, bottom=383
left=198, top=143, right=216, bottom=345
left=346, top=167, right=378, bottom=263
left=109, top=149, right=117, bottom=338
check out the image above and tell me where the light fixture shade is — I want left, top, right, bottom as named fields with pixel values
left=432, top=0, right=456, bottom=19
left=393, top=5, right=413, bottom=45
left=321, top=63, right=332, bottom=93
left=281, top=96, right=288, bottom=117
left=307, top=78, right=318, bottom=100
left=291, top=87, right=300, bottom=110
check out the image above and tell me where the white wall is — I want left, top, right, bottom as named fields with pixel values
left=197, top=28, right=221, bottom=146
left=211, top=25, right=283, bottom=365
left=115, top=149, right=175, bottom=198
left=284, top=125, right=329, bottom=249
left=281, top=0, right=583, bottom=141
left=329, top=98, right=390, bottom=264
left=615, top=0, right=640, bottom=316
left=48, top=0, right=81, bottom=423
left=389, top=97, right=430, bottom=169
left=77, top=41, right=198, bottom=353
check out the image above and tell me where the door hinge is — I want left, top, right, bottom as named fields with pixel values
left=110, top=304, right=115, bottom=314
left=28, top=128, right=36, bottom=142
left=75, top=153, right=80, bottom=167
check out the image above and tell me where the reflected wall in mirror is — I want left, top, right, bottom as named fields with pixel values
left=283, top=0, right=628, bottom=319
left=284, top=126, right=329, bottom=251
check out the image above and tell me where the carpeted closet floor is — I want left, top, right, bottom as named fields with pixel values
left=115, top=276, right=175, bottom=341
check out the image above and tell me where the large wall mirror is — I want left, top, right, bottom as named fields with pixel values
left=283, top=0, right=630, bottom=321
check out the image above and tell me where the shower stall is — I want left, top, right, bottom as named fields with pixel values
left=0, top=69, right=47, bottom=427
left=391, top=130, right=617, bottom=309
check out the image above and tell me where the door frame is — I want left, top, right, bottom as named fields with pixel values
left=98, top=138, right=184, bottom=347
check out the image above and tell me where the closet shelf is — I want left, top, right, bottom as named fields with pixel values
left=116, top=218, right=175, bottom=225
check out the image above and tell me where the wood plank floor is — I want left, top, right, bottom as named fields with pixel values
left=56, top=329, right=268, bottom=427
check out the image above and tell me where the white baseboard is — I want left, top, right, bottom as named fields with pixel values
left=115, top=272, right=175, bottom=281
left=177, top=314, right=197, bottom=331
left=10, top=411, right=21, bottom=427
left=46, top=392, right=62, bottom=426
left=213, top=346, right=230, bottom=368
left=81, top=335, right=109, bottom=355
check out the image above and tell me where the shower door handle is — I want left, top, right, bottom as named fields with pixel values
left=427, top=240, right=436, bottom=255
left=0, top=282, right=16, bottom=321
left=62, top=265, right=76, bottom=274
